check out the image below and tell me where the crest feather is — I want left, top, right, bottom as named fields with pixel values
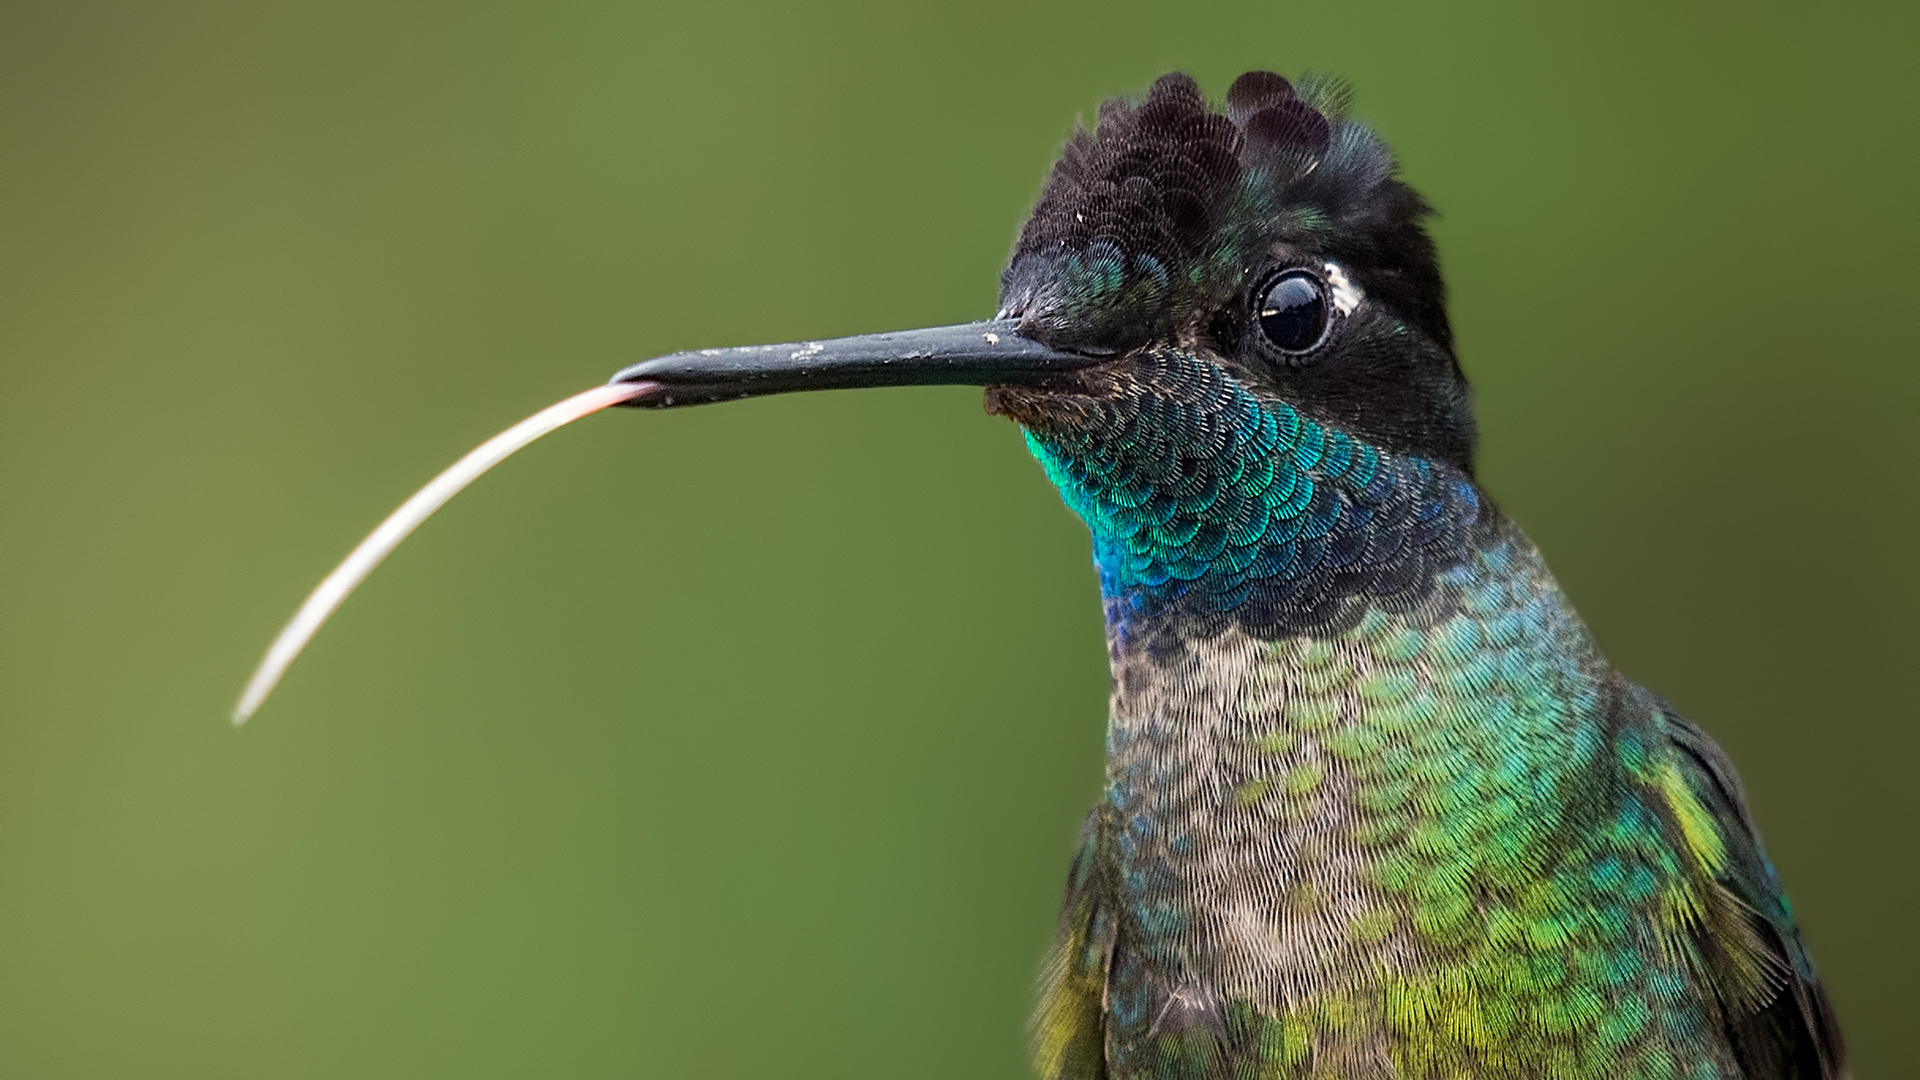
left=1002, top=70, right=1444, bottom=353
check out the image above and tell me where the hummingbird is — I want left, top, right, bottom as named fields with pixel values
left=239, top=70, right=1845, bottom=1079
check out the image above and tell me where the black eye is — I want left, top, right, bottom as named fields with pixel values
left=1256, top=270, right=1331, bottom=355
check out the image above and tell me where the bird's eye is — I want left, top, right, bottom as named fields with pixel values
left=1255, top=270, right=1331, bottom=356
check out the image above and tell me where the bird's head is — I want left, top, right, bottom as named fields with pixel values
left=621, top=70, right=1471, bottom=470
left=617, top=70, right=1482, bottom=638
left=988, top=71, right=1471, bottom=473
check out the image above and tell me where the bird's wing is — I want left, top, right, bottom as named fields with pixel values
left=1032, top=807, right=1116, bottom=1080
left=1657, top=707, right=1848, bottom=1079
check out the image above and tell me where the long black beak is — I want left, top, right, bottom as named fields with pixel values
left=608, top=319, right=1098, bottom=407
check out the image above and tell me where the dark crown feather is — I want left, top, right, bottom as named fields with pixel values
left=1002, top=71, right=1448, bottom=354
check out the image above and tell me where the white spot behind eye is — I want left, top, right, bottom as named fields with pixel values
left=1324, top=261, right=1364, bottom=316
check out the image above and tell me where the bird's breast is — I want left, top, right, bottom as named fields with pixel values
left=1099, top=533, right=1613, bottom=1014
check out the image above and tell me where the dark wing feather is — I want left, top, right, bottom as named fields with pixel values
left=1662, top=708, right=1848, bottom=1079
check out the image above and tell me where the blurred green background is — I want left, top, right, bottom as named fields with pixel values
left=3, top=1, right=1913, bottom=1075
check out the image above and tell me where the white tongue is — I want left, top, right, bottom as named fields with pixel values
left=233, top=381, right=651, bottom=725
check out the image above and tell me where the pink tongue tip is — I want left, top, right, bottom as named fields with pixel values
left=233, top=380, right=653, bottom=725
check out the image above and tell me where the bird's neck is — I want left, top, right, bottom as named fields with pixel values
left=1020, top=349, right=1483, bottom=647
